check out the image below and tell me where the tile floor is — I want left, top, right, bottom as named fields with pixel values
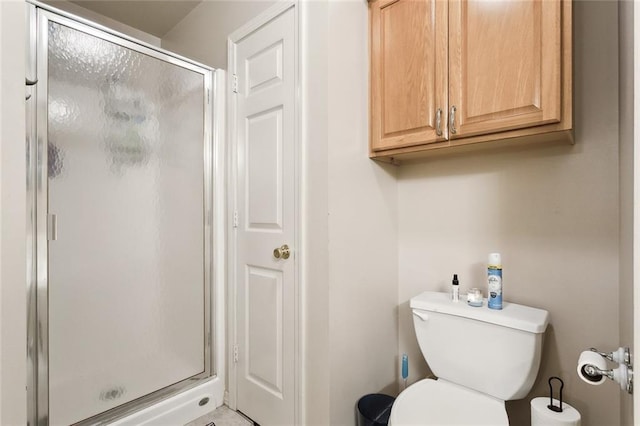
left=185, top=405, right=254, bottom=426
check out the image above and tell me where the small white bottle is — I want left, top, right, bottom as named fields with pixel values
left=451, top=274, right=459, bottom=302
left=487, top=253, right=503, bottom=310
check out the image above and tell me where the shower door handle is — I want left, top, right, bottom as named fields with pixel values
left=26, top=78, right=37, bottom=101
left=48, top=214, right=58, bottom=241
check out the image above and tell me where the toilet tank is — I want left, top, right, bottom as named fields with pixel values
left=410, top=291, right=549, bottom=401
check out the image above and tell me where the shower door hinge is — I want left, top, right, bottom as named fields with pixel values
left=207, top=89, right=210, bottom=104
left=233, top=345, right=239, bottom=363
left=233, top=210, right=239, bottom=228
left=232, top=74, right=238, bottom=93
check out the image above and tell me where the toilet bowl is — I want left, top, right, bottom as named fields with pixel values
left=391, top=291, right=549, bottom=425
left=389, top=379, right=508, bottom=426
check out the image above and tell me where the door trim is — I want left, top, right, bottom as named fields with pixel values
left=634, top=0, right=639, bottom=418
left=226, top=2, right=301, bottom=423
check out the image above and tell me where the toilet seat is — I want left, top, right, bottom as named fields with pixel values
left=389, top=379, right=509, bottom=426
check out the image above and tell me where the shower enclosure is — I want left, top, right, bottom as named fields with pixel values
left=26, top=4, right=217, bottom=425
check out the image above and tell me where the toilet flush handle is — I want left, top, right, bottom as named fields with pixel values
left=412, top=311, right=429, bottom=322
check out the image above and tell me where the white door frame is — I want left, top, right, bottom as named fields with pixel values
left=226, top=2, right=301, bottom=423
left=633, top=1, right=639, bottom=418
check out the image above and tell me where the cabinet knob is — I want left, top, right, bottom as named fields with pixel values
left=450, top=106, right=457, bottom=135
left=436, top=108, right=443, bottom=136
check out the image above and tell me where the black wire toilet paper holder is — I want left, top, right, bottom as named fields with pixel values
left=547, top=376, right=564, bottom=413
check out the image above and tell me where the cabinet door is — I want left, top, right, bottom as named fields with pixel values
left=370, top=0, right=447, bottom=152
left=448, top=0, right=562, bottom=139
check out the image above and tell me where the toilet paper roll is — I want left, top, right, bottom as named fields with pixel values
left=531, top=397, right=581, bottom=426
left=576, top=350, right=607, bottom=385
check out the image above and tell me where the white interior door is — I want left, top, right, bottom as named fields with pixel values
left=229, top=3, right=297, bottom=425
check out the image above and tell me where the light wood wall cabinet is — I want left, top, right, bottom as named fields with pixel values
left=369, top=0, right=572, bottom=163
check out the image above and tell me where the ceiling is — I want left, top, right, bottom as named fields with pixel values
left=70, top=1, right=203, bottom=37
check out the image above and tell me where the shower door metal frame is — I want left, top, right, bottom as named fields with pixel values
left=27, top=3, right=216, bottom=425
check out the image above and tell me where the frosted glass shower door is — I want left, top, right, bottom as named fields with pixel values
left=43, top=17, right=210, bottom=425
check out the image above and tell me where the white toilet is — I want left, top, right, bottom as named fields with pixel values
left=390, top=291, right=549, bottom=425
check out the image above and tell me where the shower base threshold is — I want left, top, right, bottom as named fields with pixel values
left=109, top=378, right=223, bottom=426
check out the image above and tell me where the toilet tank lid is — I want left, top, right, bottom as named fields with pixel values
left=410, top=291, right=549, bottom=334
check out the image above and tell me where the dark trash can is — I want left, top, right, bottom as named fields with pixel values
left=356, top=393, right=395, bottom=426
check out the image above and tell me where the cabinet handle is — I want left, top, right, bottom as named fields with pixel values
left=435, top=108, right=443, bottom=136
left=450, top=106, right=457, bottom=135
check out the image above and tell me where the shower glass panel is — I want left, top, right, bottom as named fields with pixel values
left=42, top=15, right=211, bottom=425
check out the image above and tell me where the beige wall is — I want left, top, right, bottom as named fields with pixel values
left=619, top=1, right=634, bottom=424
left=40, top=0, right=161, bottom=46
left=162, top=1, right=276, bottom=69
left=397, top=1, right=621, bottom=425
left=300, top=0, right=331, bottom=423
left=326, top=1, right=398, bottom=424
left=0, top=1, right=27, bottom=424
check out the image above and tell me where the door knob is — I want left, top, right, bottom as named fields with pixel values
left=273, top=244, right=290, bottom=260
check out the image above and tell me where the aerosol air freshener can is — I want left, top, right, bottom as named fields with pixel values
left=487, top=253, right=502, bottom=310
